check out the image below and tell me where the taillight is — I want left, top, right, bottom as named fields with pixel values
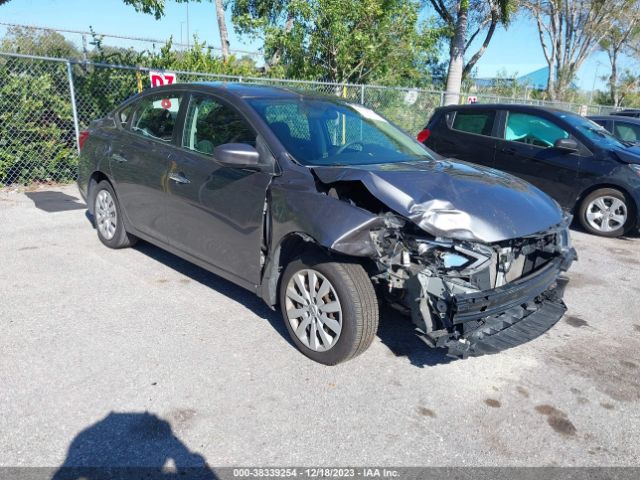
left=78, top=130, right=90, bottom=151
left=417, top=128, right=431, bottom=143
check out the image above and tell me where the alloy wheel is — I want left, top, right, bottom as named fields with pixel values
left=95, top=189, right=117, bottom=240
left=284, top=269, right=343, bottom=352
left=585, top=195, right=627, bottom=233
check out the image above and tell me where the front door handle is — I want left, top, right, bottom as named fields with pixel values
left=112, top=153, right=128, bottom=163
left=168, top=172, right=190, bottom=185
left=500, top=147, right=517, bottom=155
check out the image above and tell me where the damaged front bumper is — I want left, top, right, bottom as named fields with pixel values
left=417, top=271, right=569, bottom=358
left=373, top=216, right=577, bottom=359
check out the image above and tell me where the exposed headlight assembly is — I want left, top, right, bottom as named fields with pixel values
left=415, top=239, right=493, bottom=275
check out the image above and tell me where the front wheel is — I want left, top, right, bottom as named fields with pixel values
left=578, top=188, right=633, bottom=237
left=279, top=255, right=379, bottom=365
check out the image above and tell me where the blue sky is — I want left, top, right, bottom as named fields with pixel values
left=0, top=0, right=628, bottom=89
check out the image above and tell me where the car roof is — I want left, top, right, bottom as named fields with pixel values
left=149, top=81, right=338, bottom=102
left=193, top=82, right=303, bottom=99
left=589, top=114, right=640, bottom=124
left=436, top=103, right=572, bottom=115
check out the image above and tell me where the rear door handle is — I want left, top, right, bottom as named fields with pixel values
left=112, top=153, right=128, bottom=163
left=168, top=172, right=190, bottom=185
left=500, top=147, right=516, bottom=155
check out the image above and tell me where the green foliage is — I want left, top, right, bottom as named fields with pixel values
left=122, top=0, right=211, bottom=20
left=234, top=0, right=443, bottom=85
left=147, top=36, right=259, bottom=76
left=0, top=26, right=79, bottom=58
left=0, top=57, right=77, bottom=184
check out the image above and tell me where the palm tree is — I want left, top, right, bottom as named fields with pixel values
left=432, top=0, right=514, bottom=105
left=214, top=0, right=230, bottom=62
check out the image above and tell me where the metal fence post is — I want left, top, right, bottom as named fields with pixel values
left=66, top=61, right=81, bottom=154
left=360, top=84, right=365, bottom=105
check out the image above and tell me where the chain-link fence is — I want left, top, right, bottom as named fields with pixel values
left=0, top=21, right=264, bottom=62
left=0, top=50, right=621, bottom=186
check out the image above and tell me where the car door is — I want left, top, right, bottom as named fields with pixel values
left=164, top=93, right=274, bottom=286
left=492, top=110, right=582, bottom=207
left=432, top=108, right=500, bottom=168
left=109, top=92, right=182, bottom=242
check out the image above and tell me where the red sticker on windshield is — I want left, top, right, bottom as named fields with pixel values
left=161, top=98, right=172, bottom=109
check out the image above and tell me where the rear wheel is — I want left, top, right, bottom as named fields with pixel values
left=578, top=188, right=632, bottom=237
left=279, top=254, right=379, bottom=365
left=93, top=180, right=137, bottom=249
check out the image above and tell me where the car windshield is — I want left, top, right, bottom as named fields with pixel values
left=247, top=98, right=434, bottom=166
left=557, top=112, right=628, bottom=149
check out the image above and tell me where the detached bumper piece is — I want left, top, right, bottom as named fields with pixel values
left=418, top=269, right=570, bottom=359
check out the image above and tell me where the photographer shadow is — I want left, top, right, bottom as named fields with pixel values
left=51, top=412, right=217, bottom=480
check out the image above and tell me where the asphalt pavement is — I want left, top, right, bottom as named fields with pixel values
left=1, top=185, right=639, bottom=468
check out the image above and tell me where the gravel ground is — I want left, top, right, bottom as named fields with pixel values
left=1, top=184, right=639, bottom=469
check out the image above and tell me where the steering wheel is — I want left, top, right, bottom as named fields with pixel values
left=335, top=141, right=365, bottom=155
left=522, top=135, right=553, bottom=148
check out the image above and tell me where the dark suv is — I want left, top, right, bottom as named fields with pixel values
left=421, top=104, right=640, bottom=237
left=611, top=109, right=640, bottom=118
left=78, top=85, right=575, bottom=364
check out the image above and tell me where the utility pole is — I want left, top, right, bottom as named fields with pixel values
left=186, top=3, right=190, bottom=49
left=589, top=61, right=602, bottom=104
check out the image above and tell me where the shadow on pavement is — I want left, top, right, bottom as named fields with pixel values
left=25, top=191, right=85, bottom=213
left=133, top=240, right=291, bottom=344
left=377, top=304, right=453, bottom=368
left=134, top=240, right=452, bottom=368
left=51, top=412, right=216, bottom=480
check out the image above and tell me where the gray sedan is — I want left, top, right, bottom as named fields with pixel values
left=78, top=83, right=575, bottom=365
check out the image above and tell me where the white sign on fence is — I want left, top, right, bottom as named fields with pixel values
left=149, top=71, right=177, bottom=88
left=467, top=95, right=477, bottom=104
left=404, top=89, right=419, bottom=106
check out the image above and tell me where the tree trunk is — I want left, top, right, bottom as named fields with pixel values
left=547, top=62, right=556, bottom=101
left=269, top=11, right=295, bottom=68
left=443, top=1, right=468, bottom=105
left=462, top=12, right=498, bottom=81
left=214, top=0, right=230, bottom=62
left=610, top=50, right=619, bottom=106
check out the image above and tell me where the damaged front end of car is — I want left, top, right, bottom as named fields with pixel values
left=262, top=160, right=577, bottom=358
left=368, top=213, right=576, bottom=358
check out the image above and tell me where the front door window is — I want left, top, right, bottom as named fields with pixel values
left=505, top=112, right=569, bottom=148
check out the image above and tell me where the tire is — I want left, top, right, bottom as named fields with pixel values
left=279, top=254, right=379, bottom=365
left=93, top=180, right=137, bottom=249
left=578, top=188, right=633, bottom=238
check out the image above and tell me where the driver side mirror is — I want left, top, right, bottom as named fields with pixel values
left=213, top=143, right=261, bottom=170
left=554, top=138, right=579, bottom=152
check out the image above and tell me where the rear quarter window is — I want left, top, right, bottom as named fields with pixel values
left=451, top=110, right=496, bottom=136
left=117, top=104, right=135, bottom=127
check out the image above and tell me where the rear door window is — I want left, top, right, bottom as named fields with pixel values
left=505, top=112, right=569, bottom=148
left=130, top=94, right=182, bottom=142
left=613, top=122, right=640, bottom=143
left=451, top=110, right=496, bottom=136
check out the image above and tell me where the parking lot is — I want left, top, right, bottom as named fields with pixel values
left=1, top=184, right=639, bottom=468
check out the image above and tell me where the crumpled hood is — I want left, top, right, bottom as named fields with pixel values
left=312, top=159, right=564, bottom=244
